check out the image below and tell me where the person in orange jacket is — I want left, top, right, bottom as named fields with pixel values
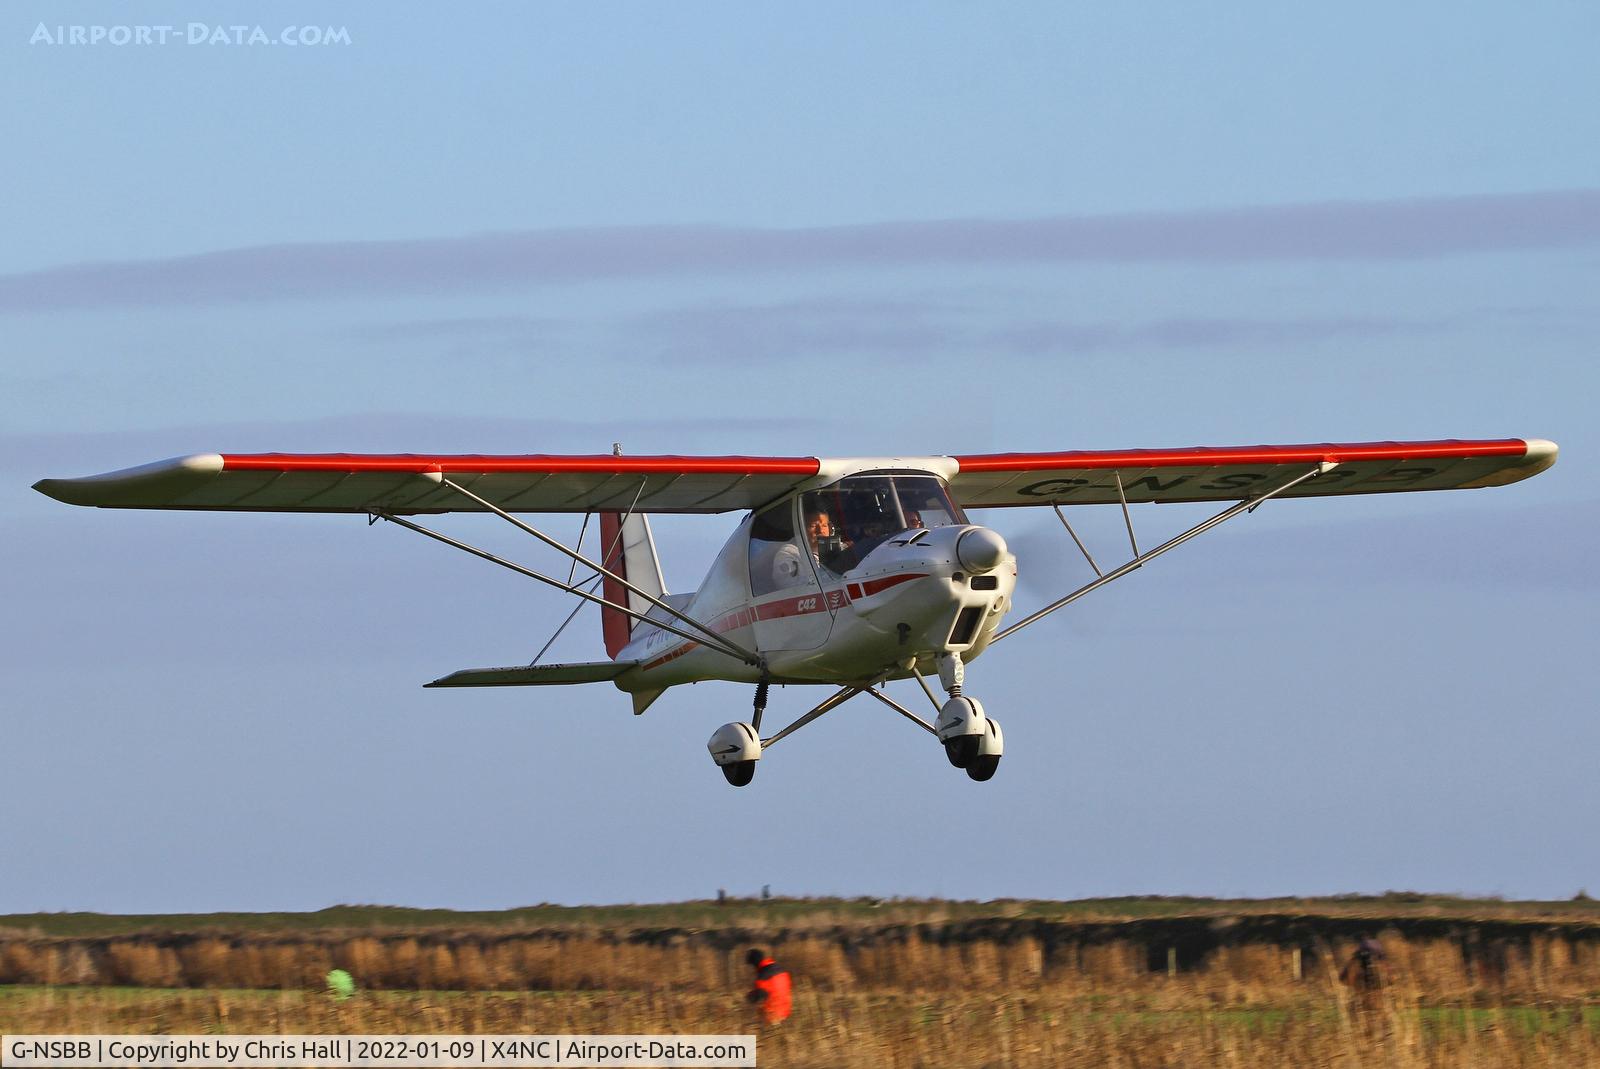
left=745, top=948, right=792, bottom=1024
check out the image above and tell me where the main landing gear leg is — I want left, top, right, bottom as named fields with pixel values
left=751, top=678, right=769, bottom=733
left=933, top=652, right=1004, bottom=781
left=708, top=683, right=870, bottom=788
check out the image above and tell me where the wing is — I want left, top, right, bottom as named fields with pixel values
left=425, top=660, right=634, bottom=687
left=949, top=438, right=1556, bottom=507
left=32, top=439, right=1557, bottom=514
left=33, top=453, right=821, bottom=514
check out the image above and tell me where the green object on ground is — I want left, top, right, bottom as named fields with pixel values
left=326, top=969, right=355, bottom=1000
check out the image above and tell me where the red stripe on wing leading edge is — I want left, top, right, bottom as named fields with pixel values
left=219, top=453, right=821, bottom=475
left=953, top=439, right=1531, bottom=472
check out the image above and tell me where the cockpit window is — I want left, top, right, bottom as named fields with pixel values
left=895, top=476, right=962, bottom=532
left=749, top=498, right=805, bottom=597
left=800, top=474, right=966, bottom=574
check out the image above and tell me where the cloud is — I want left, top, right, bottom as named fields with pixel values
left=618, top=293, right=1432, bottom=363
left=346, top=315, right=566, bottom=343
left=4, top=190, right=1597, bottom=311
left=627, top=296, right=958, bottom=361
left=989, top=313, right=1422, bottom=356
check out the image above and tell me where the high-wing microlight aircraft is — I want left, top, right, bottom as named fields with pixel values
left=36, top=438, right=1556, bottom=786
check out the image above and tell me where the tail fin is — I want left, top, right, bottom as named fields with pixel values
left=599, top=510, right=667, bottom=659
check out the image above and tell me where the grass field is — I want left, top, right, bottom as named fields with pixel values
left=3, top=985, right=1598, bottom=1068
left=5, top=897, right=1599, bottom=1066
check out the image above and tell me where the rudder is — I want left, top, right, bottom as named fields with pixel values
left=599, top=511, right=667, bottom=659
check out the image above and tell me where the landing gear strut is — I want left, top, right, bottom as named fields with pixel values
left=708, top=659, right=1004, bottom=786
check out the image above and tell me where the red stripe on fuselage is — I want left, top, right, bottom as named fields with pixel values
left=859, top=573, right=925, bottom=598
left=636, top=575, right=927, bottom=672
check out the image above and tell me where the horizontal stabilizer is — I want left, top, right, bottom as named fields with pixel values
left=425, top=660, right=634, bottom=688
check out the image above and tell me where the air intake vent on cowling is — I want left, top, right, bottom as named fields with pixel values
left=948, top=606, right=983, bottom=646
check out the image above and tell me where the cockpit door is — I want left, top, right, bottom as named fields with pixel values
left=746, top=496, right=839, bottom=652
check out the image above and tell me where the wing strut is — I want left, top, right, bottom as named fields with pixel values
left=1114, top=471, right=1140, bottom=557
left=863, top=685, right=939, bottom=737
left=529, top=502, right=615, bottom=667
left=992, top=462, right=1337, bottom=644
left=760, top=685, right=869, bottom=749
left=433, top=475, right=763, bottom=667
left=912, top=669, right=944, bottom=712
left=760, top=675, right=939, bottom=752
left=373, top=510, right=759, bottom=666
left=1052, top=502, right=1102, bottom=576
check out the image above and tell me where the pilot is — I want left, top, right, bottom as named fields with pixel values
left=805, top=503, right=850, bottom=569
left=766, top=504, right=831, bottom=588
left=767, top=504, right=851, bottom=588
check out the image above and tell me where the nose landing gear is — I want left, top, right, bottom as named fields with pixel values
left=963, top=717, right=1004, bottom=781
left=934, top=653, right=1003, bottom=781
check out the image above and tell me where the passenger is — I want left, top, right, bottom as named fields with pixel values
left=768, top=540, right=804, bottom=588
left=745, top=948, right=792, bottom=1024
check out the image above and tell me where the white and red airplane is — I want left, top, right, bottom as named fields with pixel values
left=35, top=437, right=1556, bottom=786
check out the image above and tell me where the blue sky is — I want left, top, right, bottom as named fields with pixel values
left=1, top=2, right=1596, bottom=912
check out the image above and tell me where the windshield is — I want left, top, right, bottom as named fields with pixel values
left=800, top=474, right=966, bottom=574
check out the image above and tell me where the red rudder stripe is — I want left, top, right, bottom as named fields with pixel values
left=599, top=512, right=631, bottom=659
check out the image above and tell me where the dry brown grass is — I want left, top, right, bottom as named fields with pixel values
left=2, top=985, right=1596, bottom=1068
left=5, top=924, right=1600, bottom=1001
left=4, top=918, right=1599, bottom=1067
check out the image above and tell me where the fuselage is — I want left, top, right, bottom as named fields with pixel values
left=614, top=468, right=1016, bottom=692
